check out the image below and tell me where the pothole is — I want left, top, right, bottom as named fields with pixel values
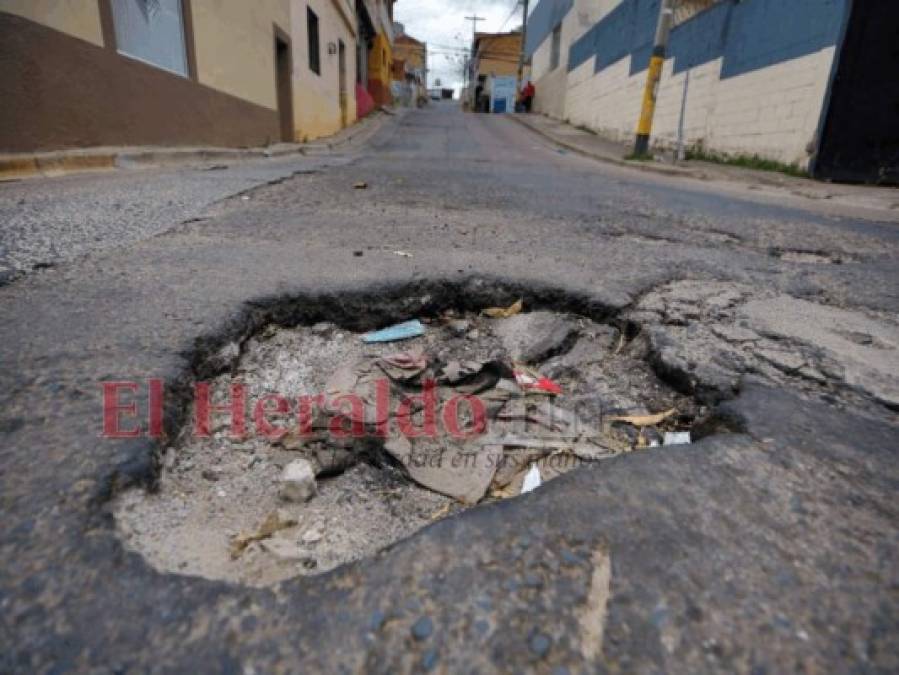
left=115, top=298, right=705, bottom=588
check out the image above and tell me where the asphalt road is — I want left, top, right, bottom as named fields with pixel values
left=0, top=153, right=346, bottom=283
left=1, top=101, right=897, bottom=672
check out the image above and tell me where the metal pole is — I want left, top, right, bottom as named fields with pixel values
left=516, top=0, right=530, bottom=95
left=675, top=68, right=690, bottom=162
left=634, top=0, right=675, bottom=157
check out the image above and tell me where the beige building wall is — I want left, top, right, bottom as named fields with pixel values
left=0, top=0, right=294, bottom=113
left=0, top=0, right=103, bottom=47
left=0, top=0, right=104, bottom=46
left=291, top=0, right=358, bottom=141
left=190, top=0, right=291, bottom=111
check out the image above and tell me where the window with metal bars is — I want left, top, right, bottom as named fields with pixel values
left=111, top=0, right=188, bottom=76
left=550, top=23, right=562, bottom=70
left=308, top=7, right=321, bottom=75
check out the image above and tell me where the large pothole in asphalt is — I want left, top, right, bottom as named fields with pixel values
left=115, top=297, right=705, bottom=587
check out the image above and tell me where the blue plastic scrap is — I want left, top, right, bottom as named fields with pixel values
left=362, top=320, right=425, bottom=343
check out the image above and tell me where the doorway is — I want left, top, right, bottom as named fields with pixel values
left=274, top=32, right=294, bottom=142
left=814, top=2, right=899, bottom=184
left=338, top=39, right=348, bottom=128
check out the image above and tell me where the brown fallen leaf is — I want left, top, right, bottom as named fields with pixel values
left=229, top=510, right=298, bottom=559
left=489, top=484, right=519, bottom=500
left=353, top=181, right=368, bottom=189
left=482, top=298, right=523, bottom=318
left=608, top=408, right=676, bottom=427
left=429, top=503, right=452, bottom=520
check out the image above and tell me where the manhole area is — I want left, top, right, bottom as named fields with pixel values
left=115, top=306, right=703, bottom=587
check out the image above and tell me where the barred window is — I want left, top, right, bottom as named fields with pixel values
left=111, top=0, right=188, bottom=77
left=550, top=23, right=562, bottom=70
left=308, top=7, right=321, bottom=75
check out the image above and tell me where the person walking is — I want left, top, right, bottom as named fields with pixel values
left=520, top=80, right=536, bottom=113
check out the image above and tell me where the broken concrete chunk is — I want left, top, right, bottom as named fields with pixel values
left=386, top=437, right=501, bottom=505
left=757, top=348, right=806, bottom=374
left=437, top=359, right=485, bottom=385
left=710, top=324, right=760, bottom=343
left=261, top=537, right=307, bottom=562
left=301, top=527, right=324, bottom=544
left=521, top=321, right=580, bottom=364
left=279, top=459, right=317, bottom=503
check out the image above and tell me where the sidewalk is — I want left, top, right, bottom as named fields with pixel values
left=509, top=112, right=899, bottom=221
left=0, top=107, right=396, bottom=182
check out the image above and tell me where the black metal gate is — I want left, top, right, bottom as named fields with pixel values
left=813, top=0, right=899, bottom=184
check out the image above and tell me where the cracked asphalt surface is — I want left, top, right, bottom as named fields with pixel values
left=0, top=154, right=345, bottom=282
left=1, top=102, right=897, bottom=673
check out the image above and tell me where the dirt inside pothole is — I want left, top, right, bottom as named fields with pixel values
left=115, top=306, right=704, bottom=587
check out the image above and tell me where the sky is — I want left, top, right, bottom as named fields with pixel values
left=394, top=0, right=525, bottom=92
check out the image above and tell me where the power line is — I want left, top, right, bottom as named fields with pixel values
left=499, top=0, right=522, bottom=31
left=464, top=14, right=486, bottom=41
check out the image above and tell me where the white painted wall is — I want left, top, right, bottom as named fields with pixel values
left=532, top=0, right=838, bottom=168
left=530, top=0, right=608, bottom=119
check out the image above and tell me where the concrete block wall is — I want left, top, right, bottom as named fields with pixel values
left=531, top=0, right=607, bottom=120
left=529, top=0, right=848, bottom=168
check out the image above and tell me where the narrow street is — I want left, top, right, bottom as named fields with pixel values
left=1, top=102, right=897, bottom=672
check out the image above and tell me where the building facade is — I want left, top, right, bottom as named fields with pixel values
left=0, top=0, right=398, bottom=153
left=292, top=0, right=359, bottom=140
left=391, top=25, right=427, bottom=107
left=467, top=30, right=522, bottom=113
left=356, top=0, right=395, bottom=108
left=525, top=0, right=899, bottom=183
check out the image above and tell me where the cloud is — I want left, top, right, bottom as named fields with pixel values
left=394, top=0, right=523, bottom=91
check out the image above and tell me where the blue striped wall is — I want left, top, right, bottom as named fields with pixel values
left=524, top=0, right=574, bottom=57
left=559, top=0, right=847, bottom=80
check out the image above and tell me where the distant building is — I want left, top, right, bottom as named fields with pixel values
left=356, top=0, right=396, bottom=110
left=525, top=0, right=899, bottom=183
left=392, top=28, right=427, bottom=106
left=467, top=30, right=523, bottom=113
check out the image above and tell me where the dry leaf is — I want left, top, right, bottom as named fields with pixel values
left=482, top=298, right=523, bottom=318
left=613, top=332, right=626, bottom=355
left=229, top=510, right=297, bottom=559
left=489, top=485, right=519, bottom=500
left=353, top=181, right=368, bottom=189
left=608, top=408, right=676, bottom=427
left=430, top=503, right=452, bottom=520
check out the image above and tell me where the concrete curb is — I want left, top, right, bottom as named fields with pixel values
left=507, top=113, right=697, bottom=180
left=0, top=110, right=393, bottom=182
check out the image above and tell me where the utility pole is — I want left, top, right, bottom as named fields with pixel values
left=516, top=0, right=530, bottom=95
left=464, top=16, right=485, bottom=108
left=633, top=0, right=675, bottom=157
left=464, top=15, right=485, bottom=42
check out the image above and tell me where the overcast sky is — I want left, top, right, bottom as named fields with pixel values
left=394, top=0, right=525, bottom=91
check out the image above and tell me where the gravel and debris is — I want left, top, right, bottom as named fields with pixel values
left=115, top=308, right=701, bottom=587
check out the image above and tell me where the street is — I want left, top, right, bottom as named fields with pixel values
left=1, top=102, right=897, bottom=672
